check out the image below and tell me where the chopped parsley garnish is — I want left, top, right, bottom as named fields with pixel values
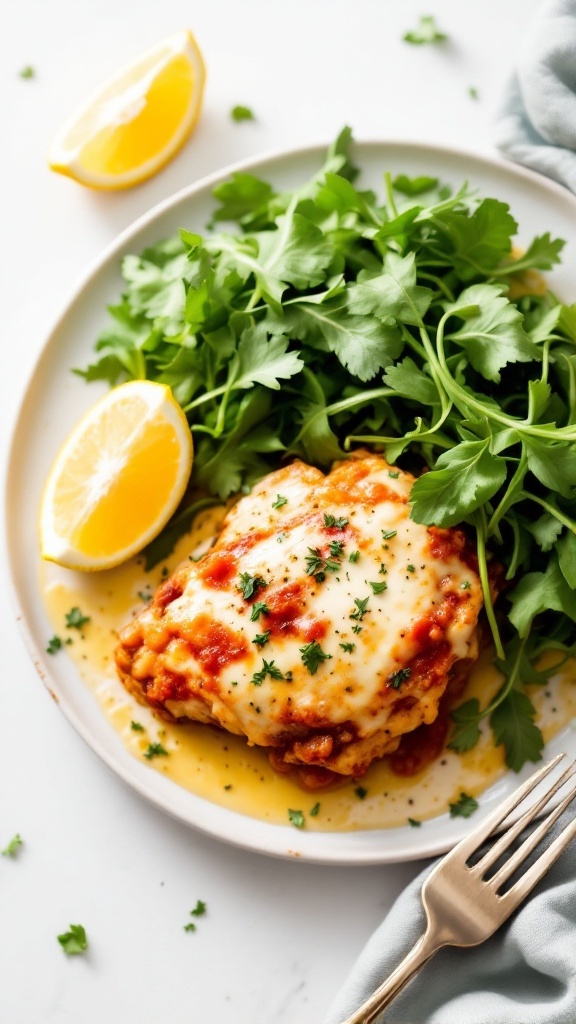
left=65, top=607, right=90, bottom=630
left=143, top=742, right=169, bottom=760
left=305, top=547, right=340, bottom=582
left=351, top=625, right=363, bottom=635
left=19, top=65, right=35, bottom=79
left=272, top=494, right=288, bottom=509
left=2, top=834, right=23, bottom=857
left=388, top=470, right=400, bottom=478
left=250, top=601, right=270, bottom=622
left=130, top=721, right=144, bottom=732
left=57, top=924, right=88, bottom=955
left=190, top=900, right=207, bottom=917
left=310, top=802, right=320, bottom=817
left=379, top=563, right=388, bottom=575
left=408, top=817, right=421, bottom=828
left=349, top=550, right=360, bottom=563
left=369, top=580, right=388, bottom=595
left=407, top=564, right=416, bottom=573
left=388, top=667, right=412, bottom=689
left=354, top=786, right=368, bottom=800
left=138, top=590, right=152, bottom=602
left=469, top=86, right=479, bottom=100
left=350, top=596, right=369, bottom=621
left=288, top=809, right=305, bottom=829
left=231, top=104, right=255, bottom=121
left=381, top=530, right=397, bottom=542
left=461, top=580, right=471, bottom=590
left=183, top=922, right=197, bottom=932
left=449, top=792, right=479, bottom=819
left=329, top=539, right=345, bottom=557
left=251, top=659, right=284, bottom=685
left=46, top=635, right=63, bottom=654
left=324, top=514, right=348, bottom=529
left=299, top=641, right=332, bottom=675
left=238, top=572, right=268, bottom=600
left=252, top=630, right=271, bottom=647
left=403, top=14, right=447, bottom=45
left=339, top=642, right=355, bottom=653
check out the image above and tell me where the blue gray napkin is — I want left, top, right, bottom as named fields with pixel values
left=495, top=0, right=576, bottom=190
left=327, top=4, right=576, bottom=1018
left=325, top=818, right=576, bottom=1024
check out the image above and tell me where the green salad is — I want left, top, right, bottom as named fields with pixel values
left=77, top=128, right=576, bottom=772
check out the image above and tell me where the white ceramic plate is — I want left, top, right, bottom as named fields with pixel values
left=7, top=140, right=576, bottom=865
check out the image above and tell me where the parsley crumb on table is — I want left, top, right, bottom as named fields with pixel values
left=57, top=924, right=88, bottom=956
left=1, top=834, right=23, bottom=857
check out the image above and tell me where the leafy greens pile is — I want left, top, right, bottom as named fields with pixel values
left=77, top=129, right=576, bottom=772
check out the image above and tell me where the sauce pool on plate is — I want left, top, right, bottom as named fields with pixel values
left=40, top=507, right=576, bottom=832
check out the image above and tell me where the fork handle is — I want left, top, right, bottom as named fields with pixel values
left=337, top=929, right=441, bottom=1024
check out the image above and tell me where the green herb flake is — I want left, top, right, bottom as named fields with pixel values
left=449, top=792, right=479, bottom=819
left=57, top=924, right=88, bottom=956
left=2, top=834, right=23, bottom=857
left=252, top=630, right=271, bottom=647
left=272, top=494, right=288, bottom=509
left=288, top=808, right=305, bottom=829
left=190, top=900, right=207, bottom=917
left=65, top=607, right=90, bottom=630
left=388, top=470, right=400, bottom=478
left=354, top=786, right=368, bottom=800
left=46, top=635, right=63, bottom=655
left=324, top=514, right=348, bottom=529
left=461, top=580, right=471, bottom=590
left=183, top=922, right=197, bottom=932
left=369, top=580, right=388, bottom=595
left=469, top=86, right=479, bottom=100
left=143, top=742, right=169, bottom=760
left=19, top=65, right=35, bottom=79
left=138, top=590, right=152, bottom=603
left=408, top=817, right=421, bottom=828
left=329, top=540, right=345, bottom=557
left=238, top=573, right=268, bottom=600
left=403, top=14, right=447, bottom=45
left=300, top=641, right=332, bottom=675
left=350, top=596, right=369, bottom=621
left=406, top=564, right=416, bottom=573
left=250, top=601, right=270, bottom=622
left=349, top=551, right=360, bottom=563
left=231, top=104, right=255, bottom=122
left=339, top=642, right=355, bottom=653
left=251, top=659, right=284, bottom=685
left=381, top=530, right=397, bottom=542
left=388, top=667, right=412, bottom=689
left=351, top=624, right=363, bottom=635
left=309, top=802, right=320, bottom=817
left=130, top=721, right=144, bottom=732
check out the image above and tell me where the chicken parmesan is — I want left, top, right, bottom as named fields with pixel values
left=115, top=454, right=484, bottom=781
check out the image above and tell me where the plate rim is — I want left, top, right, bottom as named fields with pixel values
left=7, top=136, right=576, bottom=865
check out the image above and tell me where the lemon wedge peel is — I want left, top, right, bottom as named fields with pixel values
left=40, top=381, right=193, bottom=571
left=48, top=30, right=206, bottom=190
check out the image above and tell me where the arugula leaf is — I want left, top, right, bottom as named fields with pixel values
left=410, top=440, right=507, bottom=527
left=490, top=690, right=544, bottom=771
left=557, top=531, right=576, bottom=588
left=523, top=437, right=576, bottom=498
left=508, top=556, right=576, bottom=636
left=444, top=284, right=540, bottom=383
left=403, top=15, right=447, bottom=44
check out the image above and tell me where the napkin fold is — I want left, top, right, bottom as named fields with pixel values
left=495, top=0, right=576, bottom=189
left=325, top=815, right=576, bottom=1024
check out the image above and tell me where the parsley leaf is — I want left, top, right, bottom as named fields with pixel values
left=250, top=601, right=270, bottom=622
left=324, top=514, right=348, bottom=529
left=339, top=642, right=355, bottom=653
left=130, top=721, right=144, bottom=732
left=410, top=440, right=507, bottom=527
left=350, top=596, right=369, bottom=621
left=238, top=573, right=268, bottom=600
left=310, top=802, right=320, bottom=817
left=190, top=900, right=207, bottom=916
left=252, top=630, right=271, bottom=647
left=445, top=284, right=541, bottom=383
left=19, top=65, right=35, bottom=78
left=251, top=659, right=284, bottom=685
left=231, top=105, right=255, bottom=122
left=403, top=15, right=447, bottom=44
left=448, top=698, right=482, bottom=753
left=272, top=494, right=288, bottom=509
left=388, top=667, right=412, bottom=689
left=2, top=834, right=23, bottom=857
left=490, top=689, right=544, bottom=772
left=299, top=641, right=332, bottom=675
left=449, top=792, right=479, bottom=818
left=65, top=607, right=90, bottom=630
left=46, top=635, right=63, bottom=655
left=288, top=809, right=305, bottom=828
left=369, top=580, right=387, bottom=594
left=57, top=924, right=88, bottom=955
left=143, top=743, right=169, bottom=760
left=348, top=252, right=432, bottom=327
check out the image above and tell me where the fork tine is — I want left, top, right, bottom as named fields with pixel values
left=500, top=814, right=576, bottom=914
left=474, top=758, right=576, bottom=875
left=488, top=771, right=576, bottom=891
left=447, top=754, right=565, bottom=861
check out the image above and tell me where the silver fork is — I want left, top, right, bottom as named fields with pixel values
left=339, top=754, right=576, bottom=1024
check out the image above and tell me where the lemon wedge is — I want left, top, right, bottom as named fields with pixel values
left=40, top=381, right=193, bottom=570
left=48, top=30, right=206, bottom=190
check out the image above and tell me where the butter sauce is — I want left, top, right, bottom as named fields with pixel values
left=40, top=507, right=576, bottom=832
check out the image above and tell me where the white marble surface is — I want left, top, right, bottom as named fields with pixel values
left=1, top=2, right=541, bottom=1021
